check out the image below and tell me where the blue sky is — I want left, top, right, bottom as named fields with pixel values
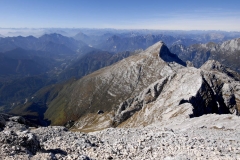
left=0, top=0, right=240, bottom=31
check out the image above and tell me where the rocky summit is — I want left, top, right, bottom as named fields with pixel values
left=1, top=41, right=240, bottom=159
left=1, top=113, right=240, bottom=159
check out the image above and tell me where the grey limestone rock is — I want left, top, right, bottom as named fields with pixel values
left=1, top=113, right=240, bottom=159
left=9, top=116, right=26, bottom=124
left=0, top=115, right=41, bottom=157
left=113, top=76, right=169, bottom=126
left=113, top=60, right=240, bottom=127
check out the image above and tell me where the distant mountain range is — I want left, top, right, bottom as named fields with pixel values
left=72, top=31, right=240, bottom=53
left=94, top=34, right=199, bottom=52
left=73, top=33, right=199, bottom=52
left=1, top=28, right=240, bottom=40
left=0, top=33, right=86, bottom=53
left=0, top=33, right=87, bottom=112
left=170, top=38, right=240, bottom=72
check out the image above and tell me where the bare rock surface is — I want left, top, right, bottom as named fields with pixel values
left=0, top=114, right=41, bottom=159
left=1, top=113, right=240, bottom=160
left=113, top=60, right=240, bottom=128
left=0, top=114, right=97, bottom=160
left=90, top=114, right=240, bottom=160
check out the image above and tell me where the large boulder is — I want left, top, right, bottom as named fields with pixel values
left=0, top=130, right=41, bottom=156
left=17, top=132, right=41, bottom=154
left=9, top=116, right=26, bottom=124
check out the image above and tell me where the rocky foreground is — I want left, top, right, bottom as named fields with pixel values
left=1, top=114, right=240, bottom=160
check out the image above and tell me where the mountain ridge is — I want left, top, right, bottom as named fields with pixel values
left=18, top=41, right=183, bottom=128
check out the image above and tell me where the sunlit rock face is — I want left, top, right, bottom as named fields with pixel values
left=113, top=60, right=240, bottom=128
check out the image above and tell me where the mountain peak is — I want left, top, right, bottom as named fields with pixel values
left=140, top=41, right=186, bottom=67
left=141, top=41, right=164, bottom=55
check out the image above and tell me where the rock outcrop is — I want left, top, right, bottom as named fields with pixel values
left=0, top=114, right=41, bottom=157
left=113, top=76, right=169, bottom=126
left=113, top=60, right=240, bottom=127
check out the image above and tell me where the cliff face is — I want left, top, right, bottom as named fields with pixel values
left=113, top=61, right=240, bottom=128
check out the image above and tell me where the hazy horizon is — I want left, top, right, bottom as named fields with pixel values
left=1, top=27, right=240, bottom=31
